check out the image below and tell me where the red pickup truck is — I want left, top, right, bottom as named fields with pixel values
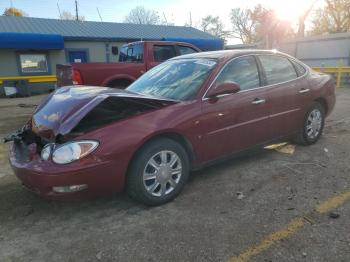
left=57, top=41, right=201, bottom=88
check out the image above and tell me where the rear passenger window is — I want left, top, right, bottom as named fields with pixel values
left=215, top=56, right=260, bottom=91
left=291, top=60, right=306, bottom=76
left=259, top=55, right=298, bottom=85
left=178, top=46, right=197, bottom=55
left=153, top=45, right=177, bottom=62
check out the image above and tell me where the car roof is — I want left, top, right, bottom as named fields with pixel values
left=170, top=49, right=290, bottom=63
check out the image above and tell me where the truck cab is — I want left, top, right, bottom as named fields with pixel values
left=57, top=41, right=200, bottom=88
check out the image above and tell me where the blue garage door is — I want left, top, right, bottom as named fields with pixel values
left=68, top=50, right=88, bottom=63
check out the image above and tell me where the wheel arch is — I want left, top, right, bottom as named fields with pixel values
left=127, top=132, right=196, bottom=175
left=102, top=75, right=135, bottom=87
left=314, top=97, right=328, bottom=115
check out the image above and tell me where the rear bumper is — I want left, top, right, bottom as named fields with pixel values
left=9, top=143, right=125, bottom=200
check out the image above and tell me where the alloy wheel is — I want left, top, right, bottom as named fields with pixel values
left=143, top=150, right=182, bottom=197
left=306, top=108, right=323, bottom=139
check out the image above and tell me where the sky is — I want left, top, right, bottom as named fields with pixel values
left=1, top=0, right=323, bottom=44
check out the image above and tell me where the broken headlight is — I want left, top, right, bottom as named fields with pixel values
left=41, top=143, right=55, bottom=161
left=52, top=140, right=99, bottom=164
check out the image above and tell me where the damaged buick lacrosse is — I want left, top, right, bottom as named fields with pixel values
left=6, top=50, right=335, bottom=206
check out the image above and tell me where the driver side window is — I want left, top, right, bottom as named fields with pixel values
left=215, top=56, right=260, bottom=91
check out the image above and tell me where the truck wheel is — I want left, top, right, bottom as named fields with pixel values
left=126, top=138, right=190, bottom=206
left=109, top=80, right=132, bottom=89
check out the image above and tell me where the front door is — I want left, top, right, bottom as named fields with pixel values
left=68, top=50, right=88, bottom=63
left=198, top=55, right=271, bottom=163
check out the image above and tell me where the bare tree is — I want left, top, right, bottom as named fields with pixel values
left=251, top=5, right=294, bottom=48
left=200, top=15, right=230, bottom=40
left=230, top=5, right=295, bottom=47
left=61, top=10, right=85, bottom=21
left=230, top=8, right=257, bottom=44
left=3, top=7, right=27, bottom=16
left=124, top=6, right=160, bottom=25
left=298, top=0, right=318, bottom=37
left=310, top=0, right=350, bottom=35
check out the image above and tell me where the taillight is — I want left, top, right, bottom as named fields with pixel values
left=72, top=69, right=83, bottom=85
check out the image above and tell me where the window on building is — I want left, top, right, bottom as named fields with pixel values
left=153, top=45, right=177, bottom=62
left=259, top=55, right=298, bottom=85
left=19, top=54, right=49, bottom=74
left=215, top=56, right=260, bottom=91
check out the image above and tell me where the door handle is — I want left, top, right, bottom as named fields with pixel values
left=252, top=98, right=266, bottom=105
left=299, top=88, right=310, bottom=94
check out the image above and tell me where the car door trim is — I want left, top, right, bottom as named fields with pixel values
left=207, top=115, right=270, bottom=136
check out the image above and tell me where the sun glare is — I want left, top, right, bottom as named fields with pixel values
left=270, top=0, right=313, bottom=23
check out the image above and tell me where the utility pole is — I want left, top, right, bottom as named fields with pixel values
left=163, top=12, right=168, bottom=25
left=189, top=12, right=192, bottom=27
left=75, top=0, right=79, bottom=21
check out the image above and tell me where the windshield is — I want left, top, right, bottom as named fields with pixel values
left=118, top=43, right=144, bottom=63
left=126, top=58, right=217, bottom=101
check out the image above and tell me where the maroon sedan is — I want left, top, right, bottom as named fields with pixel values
left=6, top=50, right=335, bottom=205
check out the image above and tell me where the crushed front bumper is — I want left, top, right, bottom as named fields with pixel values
left=9, top=141, right=125, bottom=200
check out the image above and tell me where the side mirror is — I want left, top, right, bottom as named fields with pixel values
left=207, top=82, right=240, bottom=98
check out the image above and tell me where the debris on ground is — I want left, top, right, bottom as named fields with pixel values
left=276, top=144, right=296, bottom=155
left=236, top=192, right=245, bottom=200
left=286, top=186, right=296, bottom=200
left=329, top=212, right=340, bottom=219
left=324, top=148, right=329, bottom=153
left=22, top=205, right=34, bottom=217
left=284, top=164, right=303, bottom=174
left=96, top=251, right=103, bottom=260
left=302, top=252, right=307, bottom=258
left=303, top=215, right=315, bottom=225
left=264, top=143, right=295, bottom=155
left=264, top=142, right=288, bottom=150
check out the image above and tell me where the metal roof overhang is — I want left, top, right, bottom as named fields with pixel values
left=0, top=32, right=64, bottom=50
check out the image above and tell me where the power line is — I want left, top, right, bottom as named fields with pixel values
left=57, top=1, right=62, bottom=19
left=96, top=7, right=102, bottom=22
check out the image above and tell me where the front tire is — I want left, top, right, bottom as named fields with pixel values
left=126, top=138, right=190, bottom=206
left=295, top=102, right=325, bottom=145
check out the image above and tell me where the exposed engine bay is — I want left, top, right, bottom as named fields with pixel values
left=4, top=95, right=174, bottom=161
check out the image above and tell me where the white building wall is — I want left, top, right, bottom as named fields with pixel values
left=278, top=33, right=350, bottom=67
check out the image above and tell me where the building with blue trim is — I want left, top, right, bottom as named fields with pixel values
left=0, top=16, right=223, bottom=94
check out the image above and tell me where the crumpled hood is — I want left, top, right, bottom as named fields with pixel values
left=31, top=85, right=175, bottom=140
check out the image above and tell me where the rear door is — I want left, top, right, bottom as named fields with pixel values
left=199, top=55, right=271, bottom=162
left=257, top=54, right=307, bottom=138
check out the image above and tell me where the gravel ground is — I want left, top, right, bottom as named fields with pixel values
left=0, top=89, right=349, bottom=262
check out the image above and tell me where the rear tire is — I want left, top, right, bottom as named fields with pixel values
left=126, top=138, right=190, bottom=206
left=295, top=102, right=325, bottom=145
